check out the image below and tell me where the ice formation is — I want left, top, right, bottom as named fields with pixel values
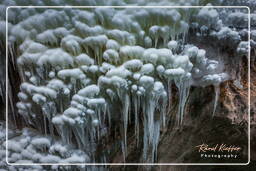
left=0, top=0, right=254, bottom=166
left=0, top=122, right=92, bottom=170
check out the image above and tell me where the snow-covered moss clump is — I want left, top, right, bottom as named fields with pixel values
left=0, top=123, right=90, bottom=170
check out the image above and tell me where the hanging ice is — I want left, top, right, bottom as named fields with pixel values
left=4, top=2, right=236, bottom=164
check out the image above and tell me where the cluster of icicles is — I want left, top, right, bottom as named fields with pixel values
left=0, top=123, right=101, bottom=170
left=8, top=7, right=230, bottom=163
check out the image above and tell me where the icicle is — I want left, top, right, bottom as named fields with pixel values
left=152, top=120, right=160, bottom=162
left=212, top=85, right=220, bottom=117
left=44, top=116, right=47, bottom=135
left=182, top=32, right=186, bottom=46
left=142, top=95, right=159, bottom=162
left=61, top=126, right=71, bottom=145
left=134, top=95, right=139, bottom=147
left=103, top=104, right=107, bottom=123
left=167, top=80, right=172, bottom=113
left=73, top=126, right=86, bottom=149
left=175, top=78, right=190, bottom=125
left=234, top=60, right=243, bottom=89
left=142, top=113, right=148, bottom=161
left=148, top=98, right=156, bottom=147
left=121, top=141, right=126, bottom=162
left=49, top=121, right=54, bottom=137
left=95, top=47, right=100, bottom=65
left=107, top=106, right=111, bottom=130
left=160, top=96, right=167, bottom=128
left=142, top=96, right=148, bottom=161
left=99, top=48, right=102, bottom=65
left=121, top=93, right=130, bottom=160
left=154, top=37, right=158, bottom=48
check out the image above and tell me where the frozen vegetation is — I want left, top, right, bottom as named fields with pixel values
left=0, top=0, right=254, bottom=168
left=0, top=122, right=105, bottom=170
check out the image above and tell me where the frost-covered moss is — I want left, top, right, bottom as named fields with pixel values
left=1, top=0, right=253, bottom=165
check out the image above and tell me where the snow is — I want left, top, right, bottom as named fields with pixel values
left=168, top=40, right=178, bottom=51
left=86, top=109, right=95, bottom=115
left=10, top=153, right=22, bottom=162
left=52, top=115, right=64, bottom=125
left=37, top=48, right=73, bottom=67
left=20, top=40, right=47, bottom=54
left=173, top=55, right=192, bottom=71
left=16, top=102, right=27, bottom=110
left=100, top=62, right=115, bottom=73
left=107, top=29, right=135, bottom=45
left=144, top=36, right=153, bottom=48
left=7, top=141, right=22, bottom=152
left=103, top=49, right=119, bottom=63
left=31, top=137, right=51, bottom=149
left=153, top=81, right=166, bottom=95
left=78, top=85, right=100, bottom=97
left=40, top=154, right=61, bottom=163
left=202, top=73, right=229, bottom=86
left=110, top=76, right=128, bottom=88
left=17, top=52, right=41, bottom=66
left=164, top=67, right=185, bottom=77
left=21, top=149, right=35, bottom=160
left=197, top=49, right=206, bottom=60
left=88, top=65, right=99, bottom=73
left=228, top=12, right=248, bottom=28
left=20, top=83, right=57, bottom=99
left=48, top=71, right=55, bottom=78
left=83, top=35, right=108, bottom=48
left=106, top=39, right=120, bottom=50
left=29, top=76, right=37, bottom=85
left=75, top=21, right=104, bottom=37
left=36, top=30, right=58, bottom=46
left=64, top=107, right=82, bottom=118
left=123, top=59, right=143, bottom=71
left=131, top=85, right=138, bottom=91
left=186, top=46, right=199, bottom=58
left=157, top=48, right=174, bottom=64
left=87, top=98, right=106, bottom=108
left=58, top=68, right=85, bottom=80
left=140, top=63, right=154, bottom=75
left=120, top=45, right=144, bottom=59
left=53, top=27, right=70, bottom=38
left=216, top=27, right=241, bottom=45
left=32, top=94, right=46, bottom=104
left=61, top=115, right=76, bottom=125
left=63, top=154, right=88, bottom=163
left=92, top=119, right=100, bottom=127
left=75, top=54, right=94, bottom=66
left=6, top=1, right=239, bottom=164
left=61, top=35, right=82, bottom=56
left=237, top=41, right=249, bottom=55
left=49, top=144, right=68, bottom=157
left=47, top=79, right=67, bottom=92
left=10, top=24, right=30, bottom=42
left=197, top=7, right=219, bottom=29
left=156, top=65, right=165, bottom=74
left=18, top=92, right=28, bottom=101
left=139, top=76, right=154, bottom=88
left=106, top=66, right=131, bottom=78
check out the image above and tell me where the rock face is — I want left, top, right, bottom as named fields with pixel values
left=110, top=65, right=254, bottom=171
